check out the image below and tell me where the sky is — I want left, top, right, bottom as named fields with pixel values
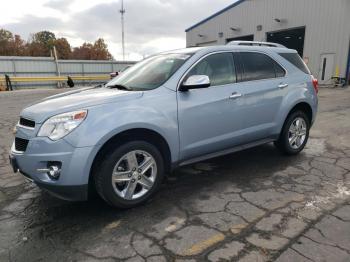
left=0, top=0, right=234, bottom=61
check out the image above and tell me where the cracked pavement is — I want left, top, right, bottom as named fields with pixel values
left=0, top=87, right=350, bottom=262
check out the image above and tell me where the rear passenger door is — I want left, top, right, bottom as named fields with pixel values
left=233, top=52, right=288, bottom=141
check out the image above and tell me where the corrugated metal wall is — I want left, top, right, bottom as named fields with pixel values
left=186, top=0, right=350, bottom=80
left=0, top=56, right=136, bottom=89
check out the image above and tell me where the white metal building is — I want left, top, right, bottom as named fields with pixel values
left=185, top=0, right=350, bottom=85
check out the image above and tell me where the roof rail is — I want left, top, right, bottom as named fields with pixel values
left=227, top=41, right=286, bottom=48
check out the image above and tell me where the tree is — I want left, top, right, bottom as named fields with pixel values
left=32, top=31, right=56, bottom=49
left=0, top=29, right=26, bottom=56
left=0, top=29, right=13, bottom=42
left=54, top=38, right=71, bottom=59
left=9, top=35, right=27, bottom=56
left=27, top=31, right=56, bottom=57
left=71, top=42, right=94, bottom=60
left=71, top=39, right=113, bottom=60
left=92, top=38, right=113, bottom=60
left=0, top=29, right=14, bottom=55
left=26, top=41, right=46, bottom=57
left=0, top=28, right=114, bottom=60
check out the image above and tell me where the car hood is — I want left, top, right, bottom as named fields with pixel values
left=21, top=86, right=143, bottom=123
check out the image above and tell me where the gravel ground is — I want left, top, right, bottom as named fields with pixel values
left=0, top=87, right=349, bottom=262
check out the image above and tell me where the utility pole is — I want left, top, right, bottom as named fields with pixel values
left=120, top=0, right=126, bottom=61
left=53, top=46, right=62, bottom=88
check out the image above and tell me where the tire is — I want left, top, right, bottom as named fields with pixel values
left=275, top=111, right=310, bottom=155
left=94, top=141, right=165, bottom=209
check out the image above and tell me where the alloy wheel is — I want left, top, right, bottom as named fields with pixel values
left=288, top=117, right=307, bottom=149
left=111, top=150, right=157, bottom=200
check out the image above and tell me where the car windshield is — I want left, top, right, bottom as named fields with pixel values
left=105, top=53, right=193, bottom=91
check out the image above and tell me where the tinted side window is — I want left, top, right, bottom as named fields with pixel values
left=279, top=53, right=311, bottom=74
left=187, top=53, right=236, bottom=86
left=240, top=52, right=284, bottom=81
left=274, top=62, right=286, bottom=78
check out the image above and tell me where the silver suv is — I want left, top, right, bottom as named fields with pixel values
left=9, top=41, right=318, bottom=208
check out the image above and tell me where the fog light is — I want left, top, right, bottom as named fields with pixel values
left=37, top=162, right=61, bottom=180
left=48, top=165, right=60, bottom=179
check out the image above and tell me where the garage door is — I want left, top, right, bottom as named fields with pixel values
left=267, top=27, right=306, bottom=57
left=226, top=35, right=254, bottom=44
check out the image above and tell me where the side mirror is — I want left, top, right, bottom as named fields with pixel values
left=179, top=75, right=210, bottom=91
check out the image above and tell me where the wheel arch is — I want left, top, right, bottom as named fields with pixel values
left=276, top=101, right=313, bottom=139
left=89, top=128, right=172, bottom=188
left=286, top=102, right=313, bottom=124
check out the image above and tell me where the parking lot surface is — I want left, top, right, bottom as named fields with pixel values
left=0, top=87, right=350, bottom=262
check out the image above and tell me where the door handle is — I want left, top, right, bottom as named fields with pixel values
left=229, top=92, right=242, bottom=100
left=278, top=83, right=288, bottom=89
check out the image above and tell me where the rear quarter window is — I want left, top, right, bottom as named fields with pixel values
left=279, top=53, right=311, bottom=75
left=239, top=52, right=285, bottom=81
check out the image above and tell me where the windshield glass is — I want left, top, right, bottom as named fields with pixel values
left=106, top=53, right=192, bottom=90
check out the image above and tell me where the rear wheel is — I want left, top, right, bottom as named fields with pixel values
left=275, top=111, right=310, bottom=155
left=95, top=141, right=164, bottom=208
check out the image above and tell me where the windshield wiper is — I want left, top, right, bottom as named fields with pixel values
left=94, top=83, right=105, bottom=88
left=106, top=84, right=132, bottom=91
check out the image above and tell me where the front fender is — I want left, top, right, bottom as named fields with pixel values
left=63, top=87, right=179, bottom=184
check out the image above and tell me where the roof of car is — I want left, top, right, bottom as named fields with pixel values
left=164, top=45, right=297, bottom=55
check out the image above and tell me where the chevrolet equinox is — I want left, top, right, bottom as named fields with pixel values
left=9, top=41, right=318, bottom=208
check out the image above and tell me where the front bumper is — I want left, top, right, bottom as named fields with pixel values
left=9, top=136, right=95, bottom=201
left=35, top=181, right=88, bottom=201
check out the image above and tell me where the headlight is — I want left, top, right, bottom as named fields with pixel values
left=38, top=110, right=87, bottom=140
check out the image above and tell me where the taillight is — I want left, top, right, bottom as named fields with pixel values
left=311, top=75, right=318, bottom=94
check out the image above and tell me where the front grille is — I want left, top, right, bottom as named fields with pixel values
left=15, top=137, right=29, bottom=152
left=19, top=117, right=35, bottom=128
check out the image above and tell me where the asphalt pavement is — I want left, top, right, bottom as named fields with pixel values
left=0, top=87, right=349, bottom=262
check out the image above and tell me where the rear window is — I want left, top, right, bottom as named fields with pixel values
left=279, top=53, right=311, bottom=74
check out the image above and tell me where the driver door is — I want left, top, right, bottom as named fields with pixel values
left=177, top=52, right=246, bottom=161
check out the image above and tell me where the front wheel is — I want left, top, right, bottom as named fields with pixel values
left=95, top=141, right=165, bottom=208
left=275, top=111, right=310, bottom=155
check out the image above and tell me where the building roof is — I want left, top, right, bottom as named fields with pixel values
left=185, top=0, right=246, bottom=32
